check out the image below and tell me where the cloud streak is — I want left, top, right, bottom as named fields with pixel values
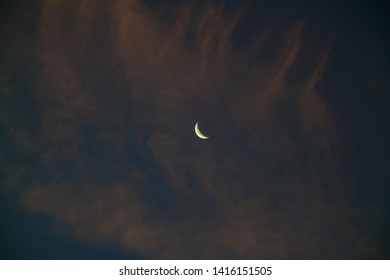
left=1, top=0, right=381, bottom=258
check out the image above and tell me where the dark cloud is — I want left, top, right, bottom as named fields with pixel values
left=1, top=0, right=389, bottom=258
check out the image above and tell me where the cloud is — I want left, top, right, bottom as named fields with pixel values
left=2, top=0, right=377, bottom=258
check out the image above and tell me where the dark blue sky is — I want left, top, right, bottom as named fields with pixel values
left=1, top=0, right=389, bottom=259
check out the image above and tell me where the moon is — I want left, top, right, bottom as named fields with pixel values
left=195, top=122, right=209, bottom=139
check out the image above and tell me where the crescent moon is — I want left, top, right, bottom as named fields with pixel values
left=195, top=122, right=209, bottom=139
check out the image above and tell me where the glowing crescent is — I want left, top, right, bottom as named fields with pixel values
left=195, top=122, right=209, bottom=139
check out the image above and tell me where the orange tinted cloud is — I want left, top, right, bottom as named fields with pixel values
left=10, top=0, right=371, bottom=258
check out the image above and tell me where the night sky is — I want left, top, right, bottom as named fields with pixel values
left=1, top=0, right=389, bottom=259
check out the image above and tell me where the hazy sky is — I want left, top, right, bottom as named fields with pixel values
left=0, top=0, right=389, bottom=259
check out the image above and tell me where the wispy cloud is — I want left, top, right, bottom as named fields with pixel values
left=2, top=0, right=375, bottom=258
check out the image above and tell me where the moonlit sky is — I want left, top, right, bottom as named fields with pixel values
left=0, top=0, right=389, bottom=259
